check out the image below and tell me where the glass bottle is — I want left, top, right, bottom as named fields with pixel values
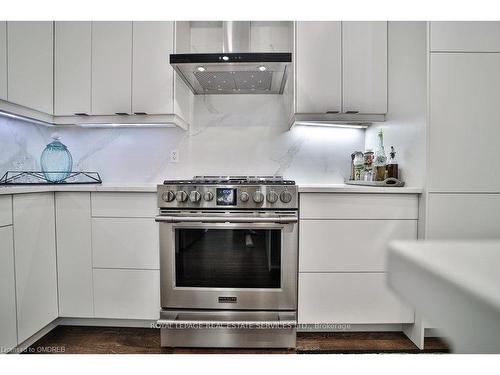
left=40, top=133, right=73, bottom=183
left=353, top=152, right=364, bottom=181
left=387, top=146, right=399, bottom=179
left=373, top=129, right=387, bottom=181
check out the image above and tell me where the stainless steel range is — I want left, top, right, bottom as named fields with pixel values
left=155, top=176, right=298, bottom=348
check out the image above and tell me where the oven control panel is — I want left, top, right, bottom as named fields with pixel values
left=158, top=184, right=298, bottom=210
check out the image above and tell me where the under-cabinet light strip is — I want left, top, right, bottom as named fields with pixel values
left=294, top=121, right=369, bottom=129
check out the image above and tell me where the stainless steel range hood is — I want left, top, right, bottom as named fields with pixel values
left=170, top=22, right=292, bottom=95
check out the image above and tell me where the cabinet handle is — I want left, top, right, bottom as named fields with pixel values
left=115, top=112, right=130, bottom=116
left=344, top=111, right=359, bottom=114
left=74, top=113, right=89, bottom=116
left=326, top=110, right=340, bottom=114
left=133, top=112, right=147, bottom=115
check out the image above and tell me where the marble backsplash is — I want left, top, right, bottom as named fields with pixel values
left=0, top=94, right=365, bottom=184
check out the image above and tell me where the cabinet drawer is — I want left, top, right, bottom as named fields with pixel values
left=93, top=269, right=160, bottom=320
left=430, top=21, right=500, bottom=52
left=298, top=273, right=413, bottom=325
left=299, top=220, right=417, bottom=272
left=91, top=192, right=156, bottom=218
left=92, top=218, right=159, bottom=269
left=427, top=193, right=500, bottom=239
left=0, top=195, right=12, bottom=226
left=300, top=193, right=418, bottom=219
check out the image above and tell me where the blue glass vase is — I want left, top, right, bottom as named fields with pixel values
left=40, top=134, right=73, bottom=183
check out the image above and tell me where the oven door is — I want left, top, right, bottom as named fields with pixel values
left=156, top=212, right=298, bottom=310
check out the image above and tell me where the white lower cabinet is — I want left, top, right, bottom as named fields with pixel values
left=55, top=193, right=94, bottom=317
left=298, top=273, right=414, bottom=324
left=0, top=225, right=17, bottom=351
left=298, top=193, right=418, bottom=327
left=93, top=269, right=160, bottom=320
left=92, top=218, right=159, bottom=269
left=13, top=193, right=58, bottom=343
left=299, top=220, right=417, bottom=272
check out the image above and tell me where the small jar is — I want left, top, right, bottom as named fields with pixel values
left=353, top=152, right=364, bottom=181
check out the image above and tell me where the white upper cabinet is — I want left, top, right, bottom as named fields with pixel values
left=132, top=21, right=174, bottom=115
left=295, top=22, right=341, bottom=113
left=7, top=21, right=53, bottom=114
left=429, top=53, right=500, bottom=192
left=91, top=21, right=132, bottom=115
left=430, top=21, right=500, bottom=52
left=54, top=22, right=92, bottom=116
left=0, top=22, right=6, bottom=100
left=342, top=21, right=387, bottom=114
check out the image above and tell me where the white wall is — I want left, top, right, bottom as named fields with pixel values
left=365, top=22, right=427, bottom=187
left=0, top=21, right=426, bottom=186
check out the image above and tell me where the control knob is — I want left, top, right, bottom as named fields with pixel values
left=176, top=190, right=188, bottom=202
left=203, top=191, right=214, bottom=201
left=240, top=191, right=250, bottom=202
left=253, top=191, right=264, bottom=204
left=162, top=190, right=175, bottom=202
left=189, top=191, right=201, bottom=203
left=280, top=190, right=293, bottom=203
left=266, top=190, right=279, bottom=204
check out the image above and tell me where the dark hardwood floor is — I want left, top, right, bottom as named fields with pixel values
left=23, top=326, right=450, bottom=354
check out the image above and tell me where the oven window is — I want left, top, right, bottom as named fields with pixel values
left=175, top=228, right=281, bottom=288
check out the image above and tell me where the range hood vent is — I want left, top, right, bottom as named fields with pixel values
left=170, top=22, right=292, bottom=95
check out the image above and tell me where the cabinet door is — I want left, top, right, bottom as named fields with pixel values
left=429, top=54, right=500, bottom=192
left=55, top=193, right=94, bottom=318
left=299, top=220, right=417, bottom=272
left=91, top=21, right=132, bottom=115
left=7, top=21, right=53, bottom=114
left=93, top=269, right=160, bottom=320
left=13, top=193, right=58, bottom=343
left=132, top=21, right=174, bottom=115
left=295, top=22, right=341, bottom=113
left=54, top=21, right=92, bottom=116
left=0, top=22, right=6, bottom=100
left=427, top=193, right=500, bottom=239
left=430, top=21, right=500, bottom=52
left=342, top=21, right=387, bottom=114
left=298, top=273, right=414, bottom=324
left=0, top=226, right=17, bottom=351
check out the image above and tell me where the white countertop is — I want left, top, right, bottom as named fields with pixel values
left=298, top=184, right=423, bottom=194
left=387, top=240, right=500, bottom=353
left=0, top=183, right=159, bottom=195
left=0, top=183, right=423, bottom=195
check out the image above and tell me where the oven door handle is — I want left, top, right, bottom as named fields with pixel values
left=155, top=215, right=298, bottom=224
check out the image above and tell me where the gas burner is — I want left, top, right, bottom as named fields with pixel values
left=164, top=176, right=295, bottom=185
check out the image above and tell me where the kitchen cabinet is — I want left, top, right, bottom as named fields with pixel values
left=294, top=21, right=387, bottom=119
left=13, top=193, right=58, bottom=343
left=0, top=195, right=12, bottom=226
left=7, top=21, right=53, bottom=114
left=0, top=22, right=6, bottom=100
left=300, top=220, right=417, bottom=272
left=55, top=193, right=94, bottom=318
left=295, top=22, right=341, bottom=114
left=429, top=53, right=500, bottom=192
left=427, top=193, right=500, bottom=239
left=342, top=21, right=388, bottom=114
left=299, top=273, right=414, bottom=324
left=0, top=225, right=17, bottom=351
left=132, top=21, right=174, bottom=115
left=91, top=21, right=132, bottom=115
left=430, top=21, right=500, bottom=52
left=91, top=192, right=156, bottom=218
left=93, top=269, right=160, bottom=320
left=92, top=218, right=159, bottom=269
left=298, top=193, right=416, bottom=326
left=54, top=22, right=92, bottom=116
